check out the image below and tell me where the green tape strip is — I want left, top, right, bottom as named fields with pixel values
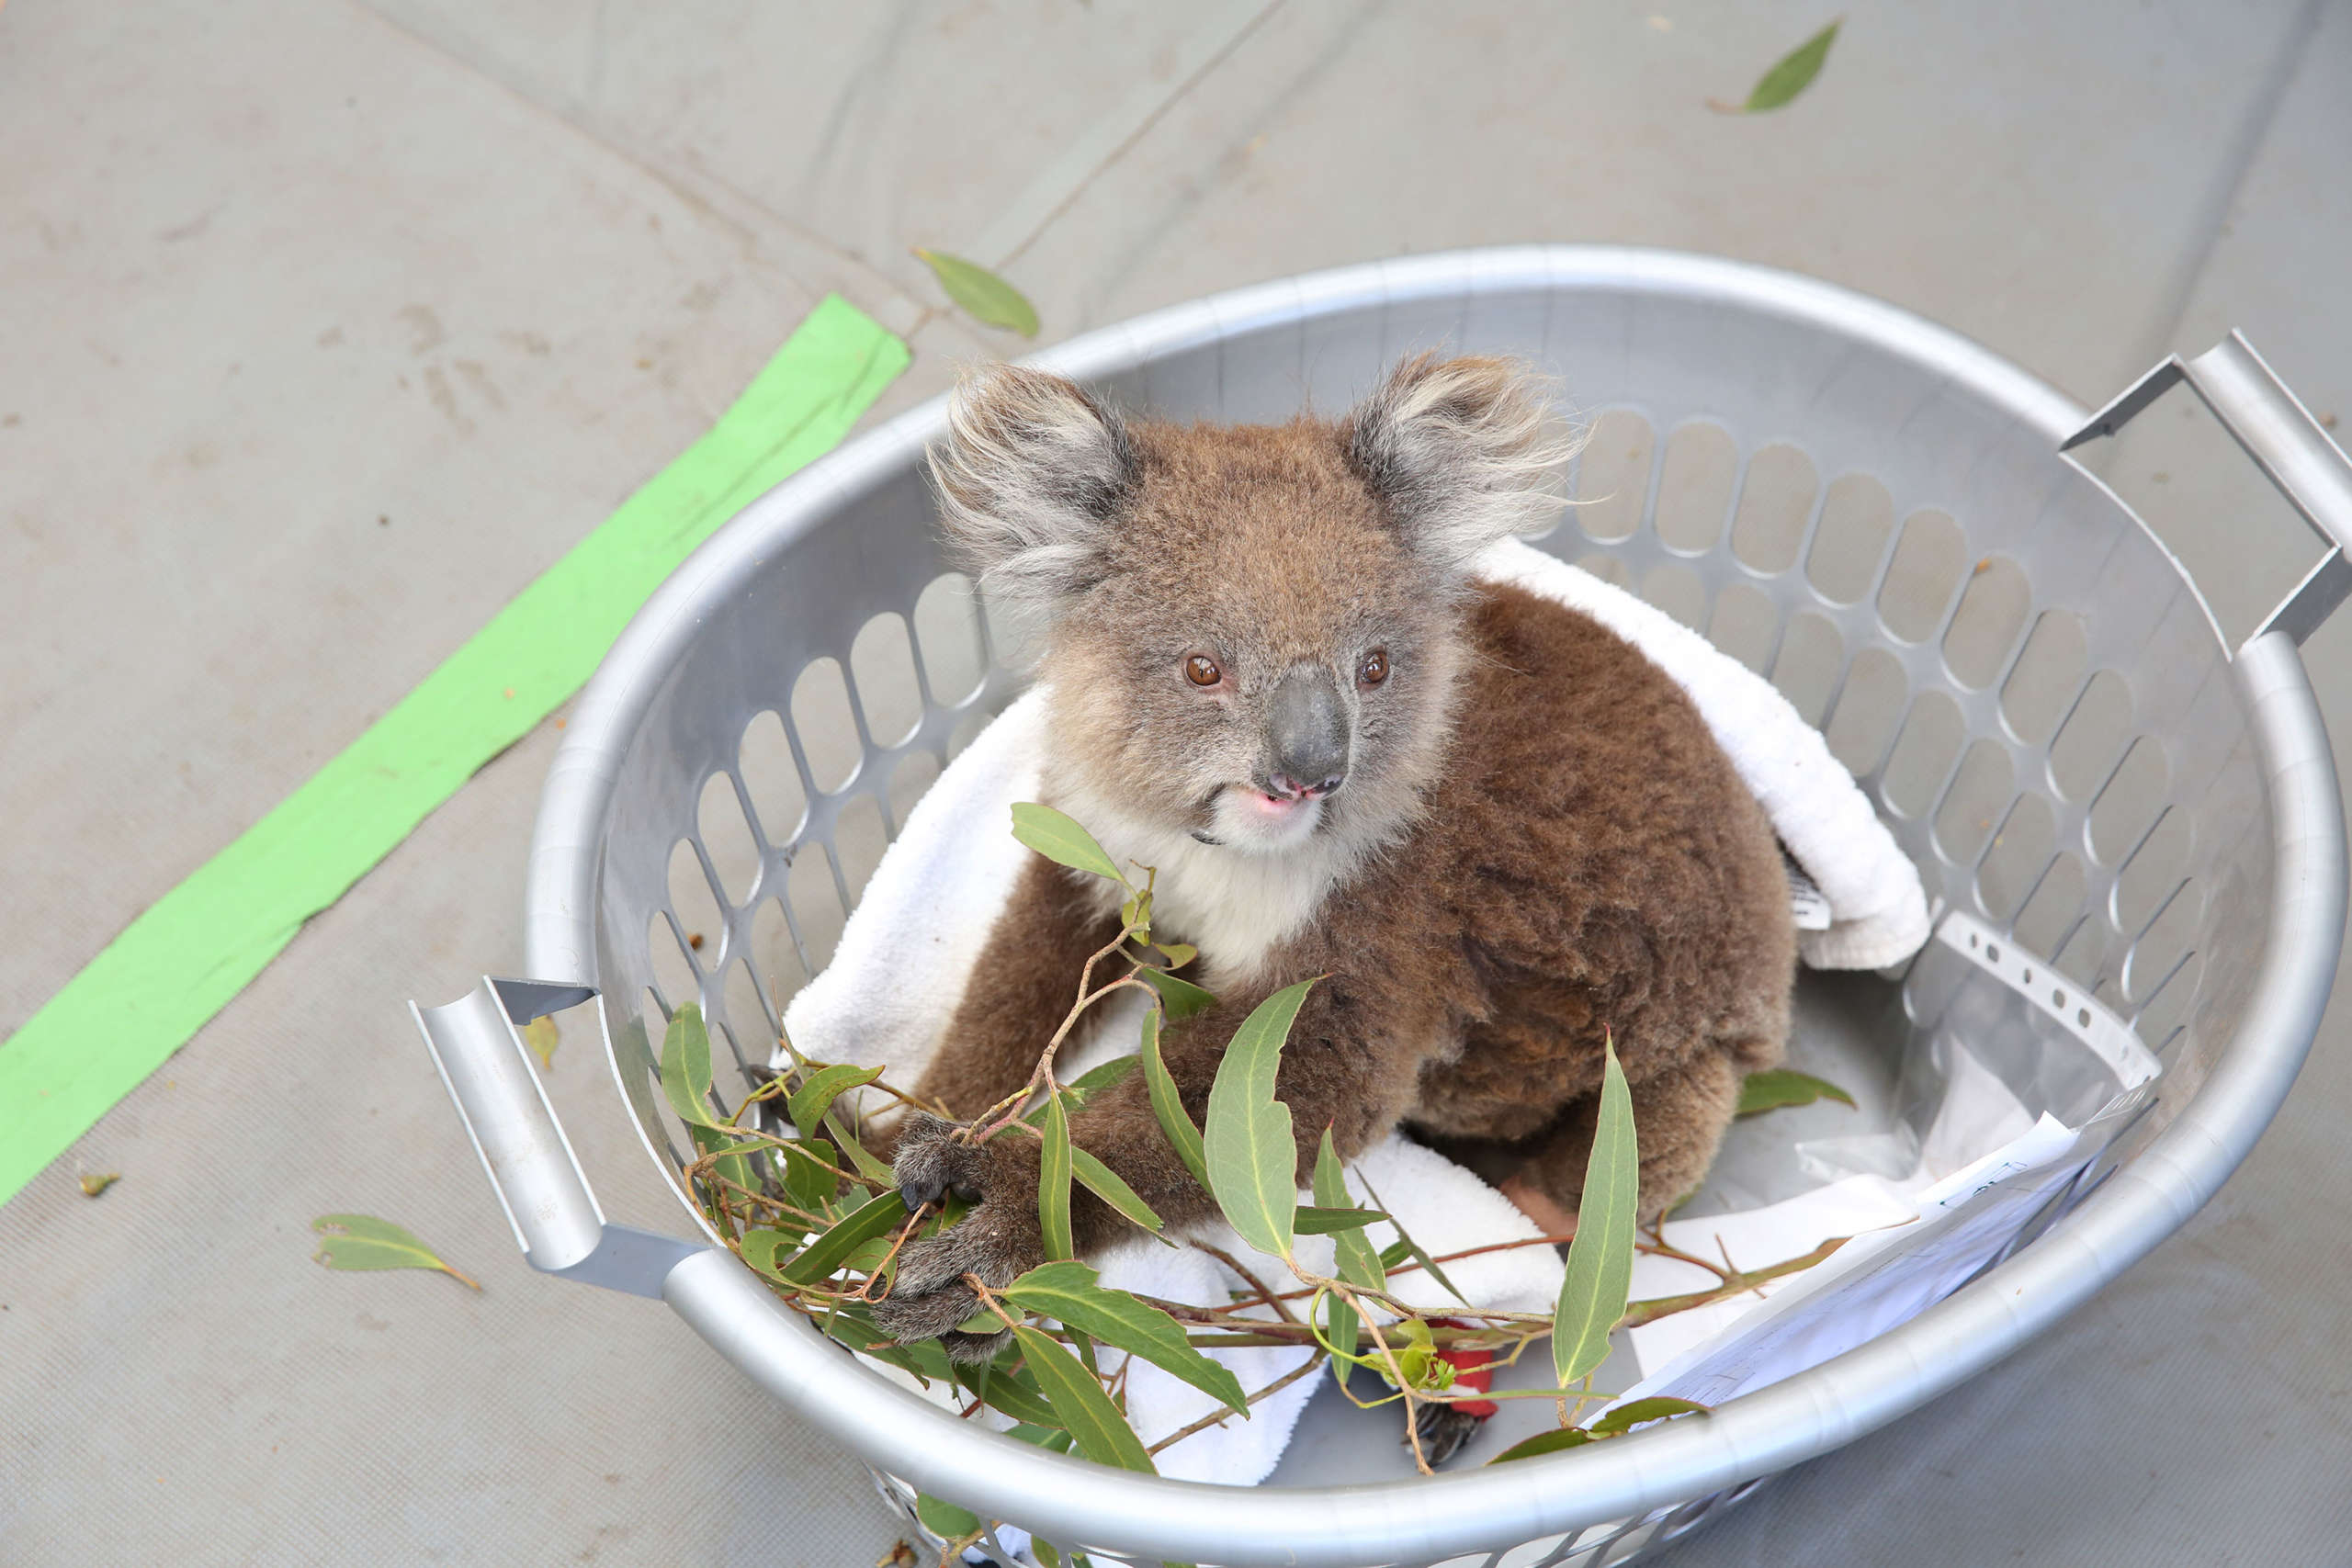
left=0, top=295, right=910, bottom=1205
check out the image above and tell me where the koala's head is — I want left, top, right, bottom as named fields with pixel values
left=930, top=354, right=1571, bottom=861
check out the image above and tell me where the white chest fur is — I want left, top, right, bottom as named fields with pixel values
left=1047, top=781, right=1356, bottom=990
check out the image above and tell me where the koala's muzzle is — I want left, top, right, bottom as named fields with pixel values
left=1264, top=664, right=1350, bottom=798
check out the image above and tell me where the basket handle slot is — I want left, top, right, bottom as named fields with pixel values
left=410, top=976, right=707, bottom=1297
left=2064, top=330, right=2352, bottom=649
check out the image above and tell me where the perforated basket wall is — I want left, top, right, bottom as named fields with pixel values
left=563, top=251, right=2290, bottom=1567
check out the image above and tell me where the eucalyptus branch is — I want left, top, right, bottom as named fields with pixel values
left=1146, top=1351, right=1329, bottom=1455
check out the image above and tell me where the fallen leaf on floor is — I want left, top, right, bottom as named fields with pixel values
left=913, top=249, right=1041, bottom=338
left=522, top=1013, right=560, bottom=1072
left=1736, top=1067, right=1858, bottom=1116
left=78, top=1171, right=119, bottom=1198
left=312, top=1213, right=481, bottom=1290
left=1711, top=18, right=1839, bottom=113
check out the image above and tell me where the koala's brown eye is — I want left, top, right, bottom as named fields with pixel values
left=1357, top=649, right=1390, bottom=687
left=1184, top=654, right=1223, bottom=687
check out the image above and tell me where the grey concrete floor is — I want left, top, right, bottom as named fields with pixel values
left=5, top=2, right=2350, bottom=1563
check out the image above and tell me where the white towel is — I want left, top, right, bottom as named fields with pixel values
left=780, top=545, right=1931, bottom=1484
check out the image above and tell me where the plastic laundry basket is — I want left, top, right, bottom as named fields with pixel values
left=411, top=248, right=2350, bottom=1567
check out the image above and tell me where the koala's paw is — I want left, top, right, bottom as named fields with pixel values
left=1412, top=1402, right=1488, bottom=1468
left=872, top=1116, right=1039, bottom=1364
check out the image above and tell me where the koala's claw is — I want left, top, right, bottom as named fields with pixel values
left=1412, top=1402, right=1487, bottom=1468
left=891, top=1114, right=986, bottom=1213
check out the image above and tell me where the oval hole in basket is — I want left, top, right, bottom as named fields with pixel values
left=1640, top=561, right=1708, bottom=632
left=646, top=908, right=700, bottom=1017
left=750, top=896, right=812, bottom=1017
left=1942, top=555, right=2030, bottom=690
left=913, top=571, right=989, bottom=708
left=1574, top=410, right=1655, bottom=544
left=1706, top=581, right=1780, bottom=674
left=2052, top=914, right=2110, bottom=992
left=850, top=611, right=923, bottom=750
left=666, top=837, right=728, bottom=967
left=2122, top=871, right=2201, bottom=1004
left=833, top=794, right=891, bottom=909
left=1824, top=648, right=1907, bottom=778
left=1653, top=422, right=1738, bottom=554
left=724, top=957, right=775, bottom=1057
left=2048, top=671, right=2135, bottom=804
left=791, top=658, right=864, bottom=795
left=1880, top=691, right=1965, bottom=819
left=2010, top=851, right=2087, bottom=959
left=786, top=843, right=848, bottom=978
left=1933, top=740, right=2015, bottom=865
left=1804, top=472, right=1895, bottom=605
left=946, top=705, right=993, bottom=761
left=1875, top=510, right=1967, bottom=644
left=737, top=710, right=809, bottom=847
left=889, top=749, right=944, bottom=827
left=1729, top=442, right=1818, bottom=576
left=1975, top=792, right=2056, bottom=921
left=697, top=771, right=763, bottom=907
left=1576, top=552, right=1634, bottom=591
left=2000, top=610, right=2088, bottom=747
left=2087, top=737, right=2169, bottom=866
left=1769, top=611, right=1844, bottom=728
left=2113, top=806, right=2194, bottom=931
left=2131, top=947, right=2204, bottom=1045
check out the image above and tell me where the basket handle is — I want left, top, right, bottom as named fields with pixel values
left=410, top=976, right=707, bottom=1297
left=2064, top=330, right=2352, bottom=649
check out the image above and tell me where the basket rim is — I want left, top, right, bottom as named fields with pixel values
left=527, top=247, right=2346, bottom=1565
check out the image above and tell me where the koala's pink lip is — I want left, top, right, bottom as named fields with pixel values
left=1243, top=789, right=1304, bottom=817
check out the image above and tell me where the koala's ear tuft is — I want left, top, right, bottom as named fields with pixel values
left=1343, top=354, right=1576, bottom=572
left=928, top=364, right=1141, bottom=619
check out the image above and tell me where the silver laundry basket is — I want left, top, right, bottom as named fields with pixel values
left=411, top=248, right=2350, bottom=1567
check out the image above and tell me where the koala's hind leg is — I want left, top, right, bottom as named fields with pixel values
left=1504, top=1046, right=1749, bottom=1227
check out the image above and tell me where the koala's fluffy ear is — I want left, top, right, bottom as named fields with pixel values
left=1343, top=354, right=1575, bottom=572
left=928, top=365, right=1141, bottom=619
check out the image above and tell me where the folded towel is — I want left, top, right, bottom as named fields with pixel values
left=780, top=543, right=1932, bottom=1483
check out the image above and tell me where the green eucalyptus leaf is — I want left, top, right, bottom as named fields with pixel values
left=1071, top=1148, right=1166, bottom=1238
left=1120, top=888, right=1152, bottom=938
left=781, top=1136, right=840, bottom=1213
left=737, top=1228, right=797, bottom=1280
left=788, top=1063, right=884, bottom=1137
left=914, top=1492, right=983, bottom=1540
left=1137, top=967, right=1216, bottom=1020
left=1066, top=1055, right=1140, bottom=1099
left=1294, top=1205, right=1387, bottom=1235
left=1040, top=1089, right=1075, bottom=1261
left=780, top=1190, right=907, bottom=1285
left=1552, top=1035, right=1638, bottom=1387
left=1736, top=1067, right=1858, bottom=1117
left=1139, top=1009, right=1208, bottom=1185
left=1487, top=1426, right=1596, bottom=1464
left=311, top=1214, right=481, bottom=1290
left=1312, top=1130, right=1387, bottom=1294
left=659, top=1003, right=723, bottom=1128
left=825, top=1111, right=897, bottom=1186
left=954, top=1358, right=1064, bottom=1428
left=688, top=1122, right=755, bottom=1199
left=913, top=248, right=1041, bottom=338
left=1588, top=1395, right=1710, bottom=1437
left=1005, top=1258, right=1247, bottom=1414
left=1317, top=1289, right=1360, bottom=1371
left=1204, top=980, right=1315, bottom=1259
left=1012, top=1325, right=1158, bottom=1472
left=1155, top=942, right=1198, bottom=969
left=1377, top=1238, right=1412, bottom=1270
left=1733, top=18, right=1838, bottom=112
left=1010, top=803, right=1122, bottom=880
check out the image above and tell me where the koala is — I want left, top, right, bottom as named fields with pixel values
left=874, top=355, right=1797, bottom=1416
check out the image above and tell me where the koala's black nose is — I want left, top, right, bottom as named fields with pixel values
left=1265, top=664, right=1350, bottom=798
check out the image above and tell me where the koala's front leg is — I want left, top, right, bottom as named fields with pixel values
left=871, top=1115, right=1043, bottom=1362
